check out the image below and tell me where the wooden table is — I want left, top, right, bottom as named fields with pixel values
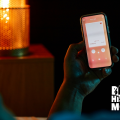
left=0, top=44, right=54, bottom=117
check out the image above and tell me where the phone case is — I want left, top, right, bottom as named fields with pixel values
left=80, top=12, right=112, bottom=70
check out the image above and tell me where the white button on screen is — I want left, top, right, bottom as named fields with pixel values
left=101, top=48, right=105, bottom=52
left=92, top=49, right=95, bottom=53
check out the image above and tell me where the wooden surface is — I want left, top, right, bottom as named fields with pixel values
left=0, top=44, right=54, bottom=117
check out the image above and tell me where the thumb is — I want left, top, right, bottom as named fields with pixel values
left=65, top=41, right=85, bottom=60
left=102, top=67, right=112, bottom=79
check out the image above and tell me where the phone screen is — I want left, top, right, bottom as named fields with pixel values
left=81, top=14, right=112, bottom=68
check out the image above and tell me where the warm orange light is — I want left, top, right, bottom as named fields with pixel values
left=0, top=0, right=26, bottom=8
left=0, top=0, right=9, bottom=8
left=0, top=0, right=30, bottom=51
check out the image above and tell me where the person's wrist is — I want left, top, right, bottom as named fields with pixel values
left=63, top=78, right=85, bottom=101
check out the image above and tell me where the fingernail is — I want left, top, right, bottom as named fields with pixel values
left=105, top=68, right=111, bottom=74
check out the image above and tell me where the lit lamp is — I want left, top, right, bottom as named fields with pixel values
left=0, top=0, right=30, bottom=56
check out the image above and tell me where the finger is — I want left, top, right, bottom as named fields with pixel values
left=102, top=67, right=112, bottom=79
left=90, top=65, right=113, bottom=81
left=65, top=41, right=85, bottom=60
left=112, top=55, right=119, bottom=62
left=111, top=46, right=119, bottom=55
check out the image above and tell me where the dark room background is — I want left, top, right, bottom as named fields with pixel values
left=27, top=0, right=119, bottom=115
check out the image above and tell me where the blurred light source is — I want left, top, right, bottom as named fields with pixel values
left=0, top=0, right=30, bottom=56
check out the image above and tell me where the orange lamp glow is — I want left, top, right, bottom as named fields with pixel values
left=0, top=0, right=30, bottom=56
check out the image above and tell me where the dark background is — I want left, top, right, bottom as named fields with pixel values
left=27, top=0, right=119, bottom=115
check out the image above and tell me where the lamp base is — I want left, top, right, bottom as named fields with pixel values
left=0, top=47, right=29, bottom=57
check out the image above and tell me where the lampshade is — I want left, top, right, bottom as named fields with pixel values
left=0, top=0, right=30, bottom=57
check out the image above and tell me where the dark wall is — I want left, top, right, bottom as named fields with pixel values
left=28, top=0, right=119, bottom=115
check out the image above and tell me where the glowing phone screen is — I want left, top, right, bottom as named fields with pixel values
left=82, top=14, right=112, bottom=68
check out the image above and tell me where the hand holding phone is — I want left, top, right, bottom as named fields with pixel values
left=80, top=12, right=112, bottom=69
left=63, top=12, right=119, bottom=97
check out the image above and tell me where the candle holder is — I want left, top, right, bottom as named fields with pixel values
left=0, top=0, right=30, bottom=57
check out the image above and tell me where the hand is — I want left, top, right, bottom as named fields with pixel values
left=63, top=41, right=119, bottom=97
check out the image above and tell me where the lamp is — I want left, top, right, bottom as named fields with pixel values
left=0, top=0, right=30, bottom=57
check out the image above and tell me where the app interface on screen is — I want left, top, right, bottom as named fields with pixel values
left=85, top=21, right=106, bottom=48
left=82, top=14, right=112, bottom=68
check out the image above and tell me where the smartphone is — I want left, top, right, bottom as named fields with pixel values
left=80, top=12, right=112, bottom=69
